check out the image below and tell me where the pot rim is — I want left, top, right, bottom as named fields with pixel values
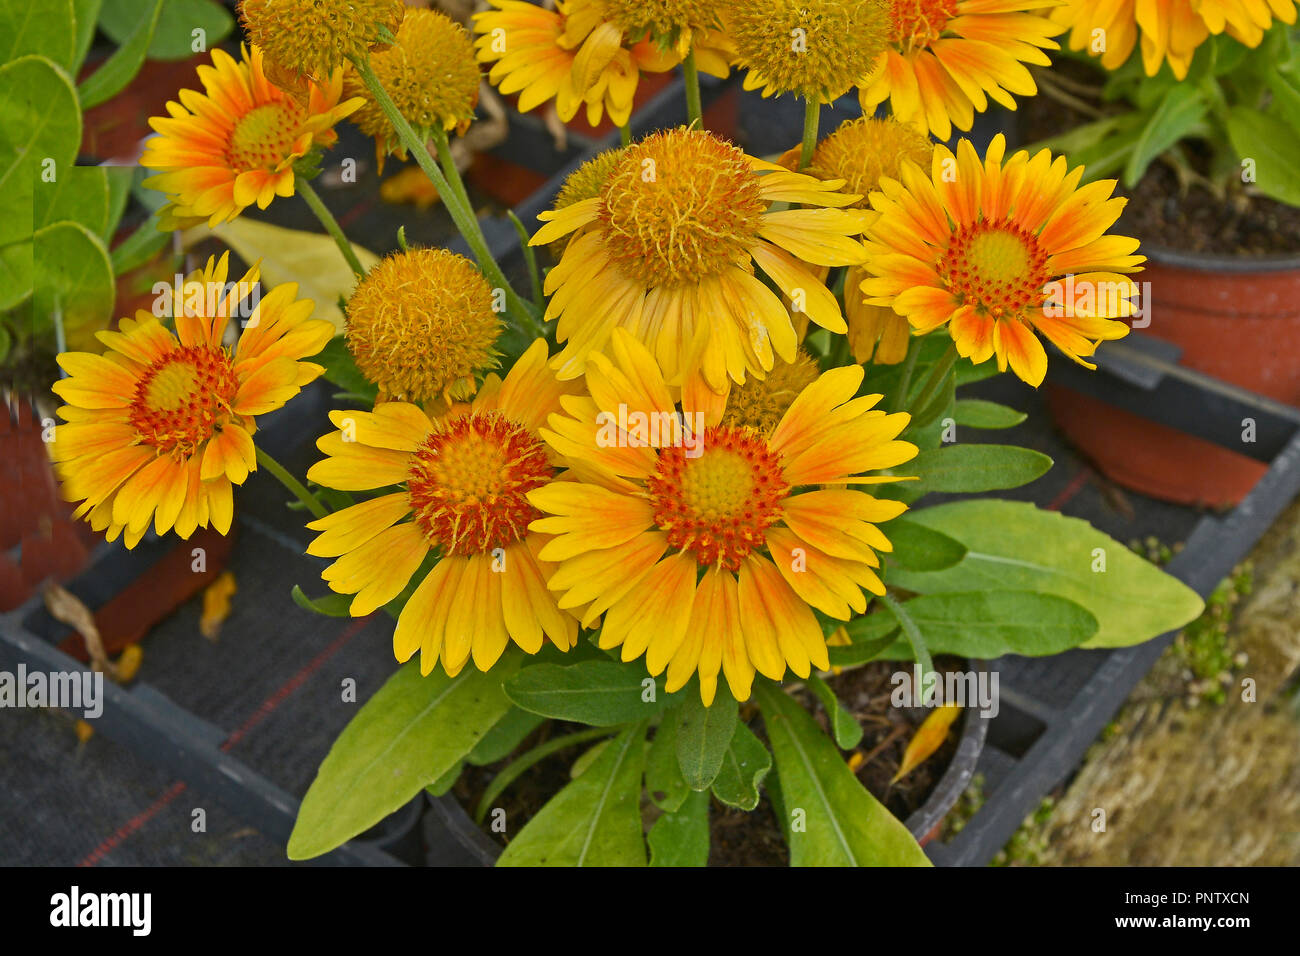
left=1143, top=243, right=1300, bottom=274
left=428, top=659, right=992, bottom=866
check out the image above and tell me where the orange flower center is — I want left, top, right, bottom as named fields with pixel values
left=647, top=427, right=788, bottom=572
left=128, top=347, right=239, bottom=455
left=227, top=100, right=306, bottom=172
left=940, top=220, right=1050, bottom=319
left=599, top=130, right=766, bottom=286
left=407, top=412, right=554, bottom=555
left=891, top=0, right=958, bottom=50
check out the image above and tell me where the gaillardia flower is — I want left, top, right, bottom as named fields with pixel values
left=343, top=8, right=480, bottom=168
left=530, top=128, right=871, bottom=399
left=50, top=254, right=333, bottom=548
left=859, top=0, right=1063, bottom=139
left=472, top=0, right=676, bottom=128
left=1054, top=0, right=1296, bottom=79
left=861, top=135, right=1145, bottom=387
left=530, top=330, right=917, bottom=705
left=591, top=0, right=735, bottom=75
left=141, top=46, right=361, bottom=230
left=727, top=0, right=893, bottom=102
left=806, top=116, right=934, bottom=365
left=345, top=248, right=501, bottom=404
left=306, top=341, right=580, bottom=676
left=239, top=0, right=406, bottom=85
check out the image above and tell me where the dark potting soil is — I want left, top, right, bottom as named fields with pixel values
left=453, top=657, right=963, bottom=866
left=1018, top=62, right=1300, bottom=256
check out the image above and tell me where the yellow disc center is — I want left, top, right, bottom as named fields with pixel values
left=227, top=101, right=304, bottom=171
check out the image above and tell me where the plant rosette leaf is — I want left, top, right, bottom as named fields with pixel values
left=885, top=500, right=1205, bottom=648
left=899, top=443, right=1052, bottom=502
left=1226, top=106, right=1300, bottom=206
left=952, top=398, right=1027, bottom=429
left=710, top=721, right=771, bottom=811
left=288, top=656, right=519, bottom=860
left=648, top=789, right=709, bottom=867
left=77, top=0, right=164, bottom=110
left=0, top=0, right=75, bottom=71
left=755, top=683, right=931, bottom=867
left=645, top=717, right=690, bottom=812
left=504, top=659, right=672, bottom=726
left=497, top=721, right=649, bottom=867
left=675, top=686, right=738, bottom=791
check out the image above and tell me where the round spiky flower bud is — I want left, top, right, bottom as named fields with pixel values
left=727, top=0, right=892, bottom=102
left=812, top=116, right=934, bottom=206
left=345, top=248, right=501, bottom=404
left=238, top=0, right=406, bottom=84
left=721, top=351, right=821, bottom=435
left=343, top=8, right=480, bottom=164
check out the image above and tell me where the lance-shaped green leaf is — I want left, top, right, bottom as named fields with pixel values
left=504, top=660, right=667, bottom=725
left=497, top=722, right=649, bottom=867
left=953, top=399, right=1026, bottom=429
left=676, top=687, right=738, bottom=790
left=711, top=722, right=771, bottom=811
left=886, top=499, right=1204, bottom=648
left=904, top=444, right=1052, bottom=499
left=648, top=789, right=710, bottom=867
left=885, top=518, right=966, bottom=572
left=77, top=0, right=164, bottom=110
left=467, top=707, right=545, bottom=766
left=0, top=0, right=74, bottom=70
left=288, top=657, right=518, bottom=860
left=645, top=717, right=690, bottom=812
left=756, top=683, right=931, bottom=867
left=806, top=675, right=863, bottom=749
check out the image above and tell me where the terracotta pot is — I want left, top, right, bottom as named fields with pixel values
left=1048, top=246, right=1300, bottom=507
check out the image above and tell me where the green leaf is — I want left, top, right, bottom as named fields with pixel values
left=755, top=683, right=931, bottom=867
left=885, top=518, right=967, bottom=572
left=290, top=585, right=352, bottom=617
left=497, top=722, right=649, bottom=867
left=569, top=739, right=610, bottom=778
left=0, top=323, right=11, bottom=364
left=676, top=687, right=738, bottom=791
left=0, top=55, right=81, bottom=235
left=900, top=443, right=1052, bottom=501
left=71, top=0, right=102, bottom=75
left=77, top=0, right=164, bottom=110
left=857, top=591, right=1099, bottom=659
left=466, top=707, right=545, bottom=766
left=1123, top=85, right=1207, bottom=188
left=711, top=721, right=771, bottom=811
left=315, top=336, right=379, bottom=402
left=504, top=660, right=667, bottom=726
left=99, top=0, right=233, bottom=62
left=425, top=760, right=463, bottom=798
left=102, top=166, right=134, bottom=240
left=881, top=591, right=933, bottom=689
left=0, top=241, right=33, bottom=310
left=288, top=657, right=518, bottom=860
left=111, top=216, right=170, bottom=275
left=33, top=220, right=115, bottom=337
left=648, top=789, right=709, bottom=867
left=1227, top=106, right=1300, bottom=205
left=806, top=674, right=863, bottom=749
left=885, top=499, right=1205, bottom=648
left=1266, top=69, right=1300, bottom=132
left=645, top=717, right=690, bottom=812
left=0, top=0, right=74, bottom=70
left=827, top=626, right=901, bottom=668
left=35, top=166, right=109, bottom=233
left=953, top=398, right=1026, bottom=429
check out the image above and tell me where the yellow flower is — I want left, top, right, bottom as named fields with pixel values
left=727, top=0, right=894, bottom=102
left=306, top=341, right=581, bottom=675
left=860, top=0, right=1064, bottom=139
left=50, top=254, right=333, bottom=548
left=472, top=0, right=677, bottom=128
left=591, top=0, right=735, bottom=75
left=807, top=116, right=935, bottom=365
left=343, top=8, right=480, bottom=168
left=720, top=350, right=821, bottom=435
left=529, top=128, right=871, bottom=406
left=345, top=248, right=501, bottom=404
left=861, top=134, right=1145, bottom=387
left=1055, top=0, right=1296, bottom=79
left=238, top=0, right=406, bottom=85
left=529, top=329, right=917, bottom=705
left=140, top=46, right=360, bottom=230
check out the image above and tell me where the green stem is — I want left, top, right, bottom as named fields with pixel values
left=256, top=446, right=328, bottom=520
left=507, top=210, right=544, bottom=312
left=880, top=591, right=933, bottom=694
left=683, top=48, right=702, bottom=127
left=618, top=123, right=632, bottom=146
left=348, top=54, right=532, bottom=325
left=474, top=726, right=611, bottom=824
left=297, top=177, right=364, bottom=277
left=890, top=335, right=923, bottom=413
left=908, top=340, right=958, bottom=420
left=800, top=96, right=820, bottom=170
left=430, top=125, right=475, bottom=219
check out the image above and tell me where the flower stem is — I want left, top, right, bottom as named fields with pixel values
left=800, top=96, right=820, bottom=170
left=474, top=726, right=611, bottom=824
left=683, top=49, right=702, bottom=127
left=618, top=123, right=631, bottom=146
left=255, top=446, right=328, bottom=520
left=908, top=340, right=959, bottom=421
left=347, top=54, right=532, bottom=326
left=890, top=335, right=923, bottom=413
left=297, top=177, right=365, bottom=277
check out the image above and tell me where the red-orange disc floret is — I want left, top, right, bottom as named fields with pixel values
left=407, top=411, right=555, bottom=555
left=939, top=219, right=1051, bottom=319
left=647, top=426, right=789, bottom=572
left=128, top=346, right=240, bottom=456
left=891, top=0, right=959, bottom=49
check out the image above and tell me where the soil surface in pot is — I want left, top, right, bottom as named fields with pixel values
left=453, top=657, right=964, bottom=866
left=1019, top=61, right=1300, bottom=256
